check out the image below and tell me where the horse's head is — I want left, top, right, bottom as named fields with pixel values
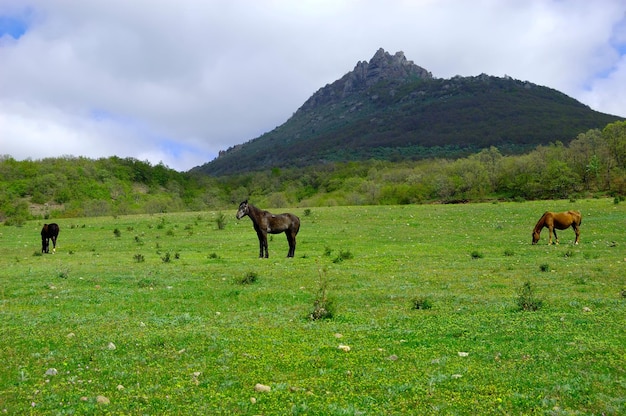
left=531, top=230, right=540, bottom=244
left=236, top=200, right=249, bottom=219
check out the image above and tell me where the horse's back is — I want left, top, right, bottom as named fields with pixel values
left=567, top=210, right=582, bottom=224
left=42, top=223, right=60, bottom=237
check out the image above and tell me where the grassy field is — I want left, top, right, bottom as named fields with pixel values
left=0, top=199, right=624, bottom=415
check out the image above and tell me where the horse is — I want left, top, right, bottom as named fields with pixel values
left=236, top=200, right=300, bottom=258
left=41, top=223, right=60, bottom=253
left=532, top=211, right=581, bottom=245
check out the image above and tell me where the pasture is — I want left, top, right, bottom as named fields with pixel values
left=0, top=199, right=624, bottom=414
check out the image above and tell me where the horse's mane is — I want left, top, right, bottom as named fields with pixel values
left=534, top=212, right=549, bottom=232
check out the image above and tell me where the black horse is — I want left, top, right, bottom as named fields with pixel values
left=41, top=223, right=60, bottom=253
left=236, top=200, right=300, bottom=258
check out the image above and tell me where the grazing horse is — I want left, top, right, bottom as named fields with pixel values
left=532, top=211, right=581, bottom=245
left=41, top=223, right=60, bottom=253
left=236, top=200, right=300, bottom=258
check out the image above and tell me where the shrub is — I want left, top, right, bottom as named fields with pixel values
left=133, top=254, right=145, bottom=263
left=516, top=281, right=543, bottom=311
left=333, top=249, right=353, bottom=263
left=113, top=228, right=121, bottom=237
left=471, top=251, right=484, bottom=259
left=238, top=271, right=258, bottom=285
left=216, top=212, right=227, bottom=230
left=309, top=268, right=334, bottom=320
left=411, top=297, right=433, bottom=310
left=540, top=263, right=550, bottom=272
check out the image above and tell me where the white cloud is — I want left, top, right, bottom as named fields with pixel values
left=1, top=0, right=625, bottom=171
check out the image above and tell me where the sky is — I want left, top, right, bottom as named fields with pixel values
left=1, top=0, right=625, bottom=172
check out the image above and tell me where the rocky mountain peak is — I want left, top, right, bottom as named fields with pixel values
left=300, top=48, right=433, bottom=110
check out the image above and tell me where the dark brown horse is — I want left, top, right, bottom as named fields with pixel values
left=532, top=211, right=581, bottom=245
left=41, top=223, right=60, bottom=253
left=236, top=200, right=300, bottom=258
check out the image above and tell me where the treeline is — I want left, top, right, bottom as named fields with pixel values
left=1, top=121, right=625, bottom=224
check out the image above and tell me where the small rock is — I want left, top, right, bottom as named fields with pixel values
left=96, top=395, right=110, bottom=405
left=334, top=333, right=343, bottom=338
left=582, top=306, right=592, bottom=313
left=250, top=397, right=257, bottom=404
left=107, top=342, right=116, bottom=350
left=388, top=354, right=398, bottom=361
left=337, top=344, right=351, bottom=352
left=116, top=385, right=124, bottom=391
left=45, top=368, right=58, bottom=376
left=458, top=351, right=469, bottom=357
left=254, top=383, right=271, bottom=393
left=66, top=332, right=75, bottom=338
left=451, top=374, right=463, bottom=379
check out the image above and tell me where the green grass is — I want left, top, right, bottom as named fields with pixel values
left=1, top=200, right=625, bottom=414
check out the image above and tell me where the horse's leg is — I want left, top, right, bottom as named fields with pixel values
left=573, top=224, right=580, bottom=245
left=260, top=232, right=269, bottom=258
left=286, top=232, right=295, bottom=257
left=256, top=232, right=264, bottom=258
left=51, top=236, right=57, bottom=253
left=553, top=229, right=559, bottom=245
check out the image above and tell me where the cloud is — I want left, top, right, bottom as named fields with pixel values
left=1, top=0, right=625, bottom=171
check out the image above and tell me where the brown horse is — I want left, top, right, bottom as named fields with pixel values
left=236, top=200, right=300, bottom=258
left=41, top=223, right=60, bottom=253
left=532, top=211, right=581, bottom=245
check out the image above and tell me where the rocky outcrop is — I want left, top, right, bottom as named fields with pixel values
left=300, top=48, right=432, bottom=110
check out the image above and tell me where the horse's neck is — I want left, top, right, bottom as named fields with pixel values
left=247, top=205, right=263, bottom=223
left=534, top=215, right=546, bottom=231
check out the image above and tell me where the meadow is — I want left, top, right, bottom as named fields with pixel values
left=0, top=199, right=624, bottom=415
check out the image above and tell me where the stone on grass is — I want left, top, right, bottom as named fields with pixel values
left=96, top=395, right=110, bottom=405
left=254, top=383, right=271, bottom=393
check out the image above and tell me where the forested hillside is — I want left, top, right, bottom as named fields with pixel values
left=1, top=121, right=625, bottom=224
left=196, top=49, right=623, bottom=175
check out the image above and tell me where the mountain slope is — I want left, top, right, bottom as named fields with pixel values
left=194, top=48, right=623, bottom=176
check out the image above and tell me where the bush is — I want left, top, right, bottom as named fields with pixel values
left=238, top=271, right=258, bottom=285
left=516, top=281, right=543, bottom=311
left=411, top=297, right=433, bottom=310
left=333, top=249, right=353, bottom=263
left=216, top=212, right=227, bottom=230
left=309, top=268, right=334, bottom=320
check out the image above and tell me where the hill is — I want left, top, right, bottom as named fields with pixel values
left=194, top=48, right=623, bottom=176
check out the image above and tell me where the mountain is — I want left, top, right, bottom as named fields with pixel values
left=193, top=48, right=623, bottom=176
